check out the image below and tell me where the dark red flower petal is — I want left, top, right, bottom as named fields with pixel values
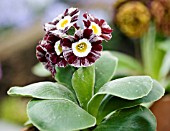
left=83, top=29, right=93, bottom=39
left=102, top=28, right=113, bottom=34
left=36, top=45, right=47, bottom=62
left=36, top=33, right=68, bottom=76
left=83, top=20, right=91, bottom=28
left=62, top=38, right=73, bottom=48
left=70, top=8, right=79, bottom=16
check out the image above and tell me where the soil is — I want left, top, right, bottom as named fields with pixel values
left=150, top=95, right=170, bottom=131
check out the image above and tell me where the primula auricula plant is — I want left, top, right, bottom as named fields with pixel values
left=8, top=7, right=164, bottom=131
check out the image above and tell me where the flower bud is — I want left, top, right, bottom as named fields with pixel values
left=151, top=0, right=170, bottom=36
left=115, top=1, right=151, bottom=38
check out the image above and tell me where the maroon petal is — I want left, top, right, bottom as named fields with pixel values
left=99, top=19, right=105, bottom=26
left=46, top=34, right=61, bottom=43
left=83, top=20, right=91, bottom=28
left=70, top=8, right=79, bottom=16
left=91, top=40, right=102, bottom=45
left=94, top=18, right=100, bottom=24
left=91, top=43, right=103, bottom=51
left=101, top=34, right=112, bottom=41
left=74, top=30, right=83, bottom=41
left=73, top=23, right=80, bottom=30
left=64, top=8, right=69, bottom=16
left=71, top=15, right=79, bottom=22
left=62, top=38, right=73, bottom=48
left=102, top=28, right=113, bottom=34
left=67, top=54, right=77, bottom=64
left=36, top=45, right=47, bottom=62
left=44, top=61, right=56, bottom=76
left=45, top=43, right=55, bottom=53
left=83, top=13, right=88, bottom=19
left=83, top=29, right=93, bottom=39
left=50, top=53, right=58, bottom=64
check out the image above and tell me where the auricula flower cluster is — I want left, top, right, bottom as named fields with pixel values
left=36, top=7, right=113, bottom=75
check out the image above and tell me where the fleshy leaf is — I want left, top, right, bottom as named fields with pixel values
left=55, top=66, right=76, bottom=92
left=88, top=76, right=153, bottom=116
left=94, top=106, right=156, bottom=131
left=94, top=51, right=118, bottom=93
left=98, top=76, right=153, bottom=100
left=28, top=99, right=96, bottom=131
left=159, top=51, right=170, bottom=78
left=72, top=65, right=95, bottom=110
left=96, top=80, right=165, bottom=122
left=7, top=82, right=77, bottom=103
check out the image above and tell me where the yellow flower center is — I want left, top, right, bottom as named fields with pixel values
left=56, top=16, right=71, bottom=30
left=61, top=19, right=69, bottom=28
left=76, top=42, right=87, bottom=53
left=92, top=25, right=98, bottom=34
left=89, top=22, right=101, bottom=35
left=72, top=38, right=92, bottom=57
left=54, top=41, right=62, bottom=55
left=58, top=44, right=62, bottom=53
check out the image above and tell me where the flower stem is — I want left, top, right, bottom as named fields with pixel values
left=140, top=23, right=156, bottom=78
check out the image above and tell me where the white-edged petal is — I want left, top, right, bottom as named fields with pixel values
left=44, top=23, right=56, bottom=32
left=49, top=30, right=67, bottom=37
left=52, top=14, right=63, bottom=22
left=68, top=7, right=77, bottom=14
left=72, top=38, right=92, bottom=57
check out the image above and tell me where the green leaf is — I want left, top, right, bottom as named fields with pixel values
left=158, top=39, right=170, bottom=52
left=72, top=65, right=95, bottom=110
left=152, top=44, right=164, bottom=80
left=32, top=63, right=51, bottom=77
left=24, top=119, right=32, bottom=126
left=110, top=51, right=143, bottom=75
left=159, top=51, right=170, bottom=78
left=7, top=82, right=77, bottom=103
left=98, top=76, right=153, bottom=100
left=28, top=99, right=96, bottom=131
left=88, top=76, right=153, bottom=117
left=96, top=80, right=165, bottom=123
left=94, top=51, right=118, bottom=93
left=141, top=24, right=156, bottom=76
left=166, top=80, right=170, bottom=92
left=55, top=66, right=76, bottom=92
left=94, top=106, right=156, bottom=131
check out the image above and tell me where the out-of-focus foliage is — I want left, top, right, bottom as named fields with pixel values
left=0, top=97, right=28, bottom=124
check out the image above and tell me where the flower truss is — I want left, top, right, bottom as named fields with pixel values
left=36, top=7, right=113, bottom=75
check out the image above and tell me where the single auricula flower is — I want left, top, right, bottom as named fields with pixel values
left=83, top=13, right=113, bottom=41
left=44, top=7, right=80, bottom=36
left=36, top=33, right=67, bottom=75
left=62, top=29, right=102, bottom=67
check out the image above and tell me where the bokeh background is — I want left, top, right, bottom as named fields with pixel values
left=0, top=0, right=170, bottom=131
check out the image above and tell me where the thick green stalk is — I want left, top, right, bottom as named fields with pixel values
left=140, top=24, right=156, bottom=78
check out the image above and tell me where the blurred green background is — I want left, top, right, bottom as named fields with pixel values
left=0, top=0, right=170, bottom=130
